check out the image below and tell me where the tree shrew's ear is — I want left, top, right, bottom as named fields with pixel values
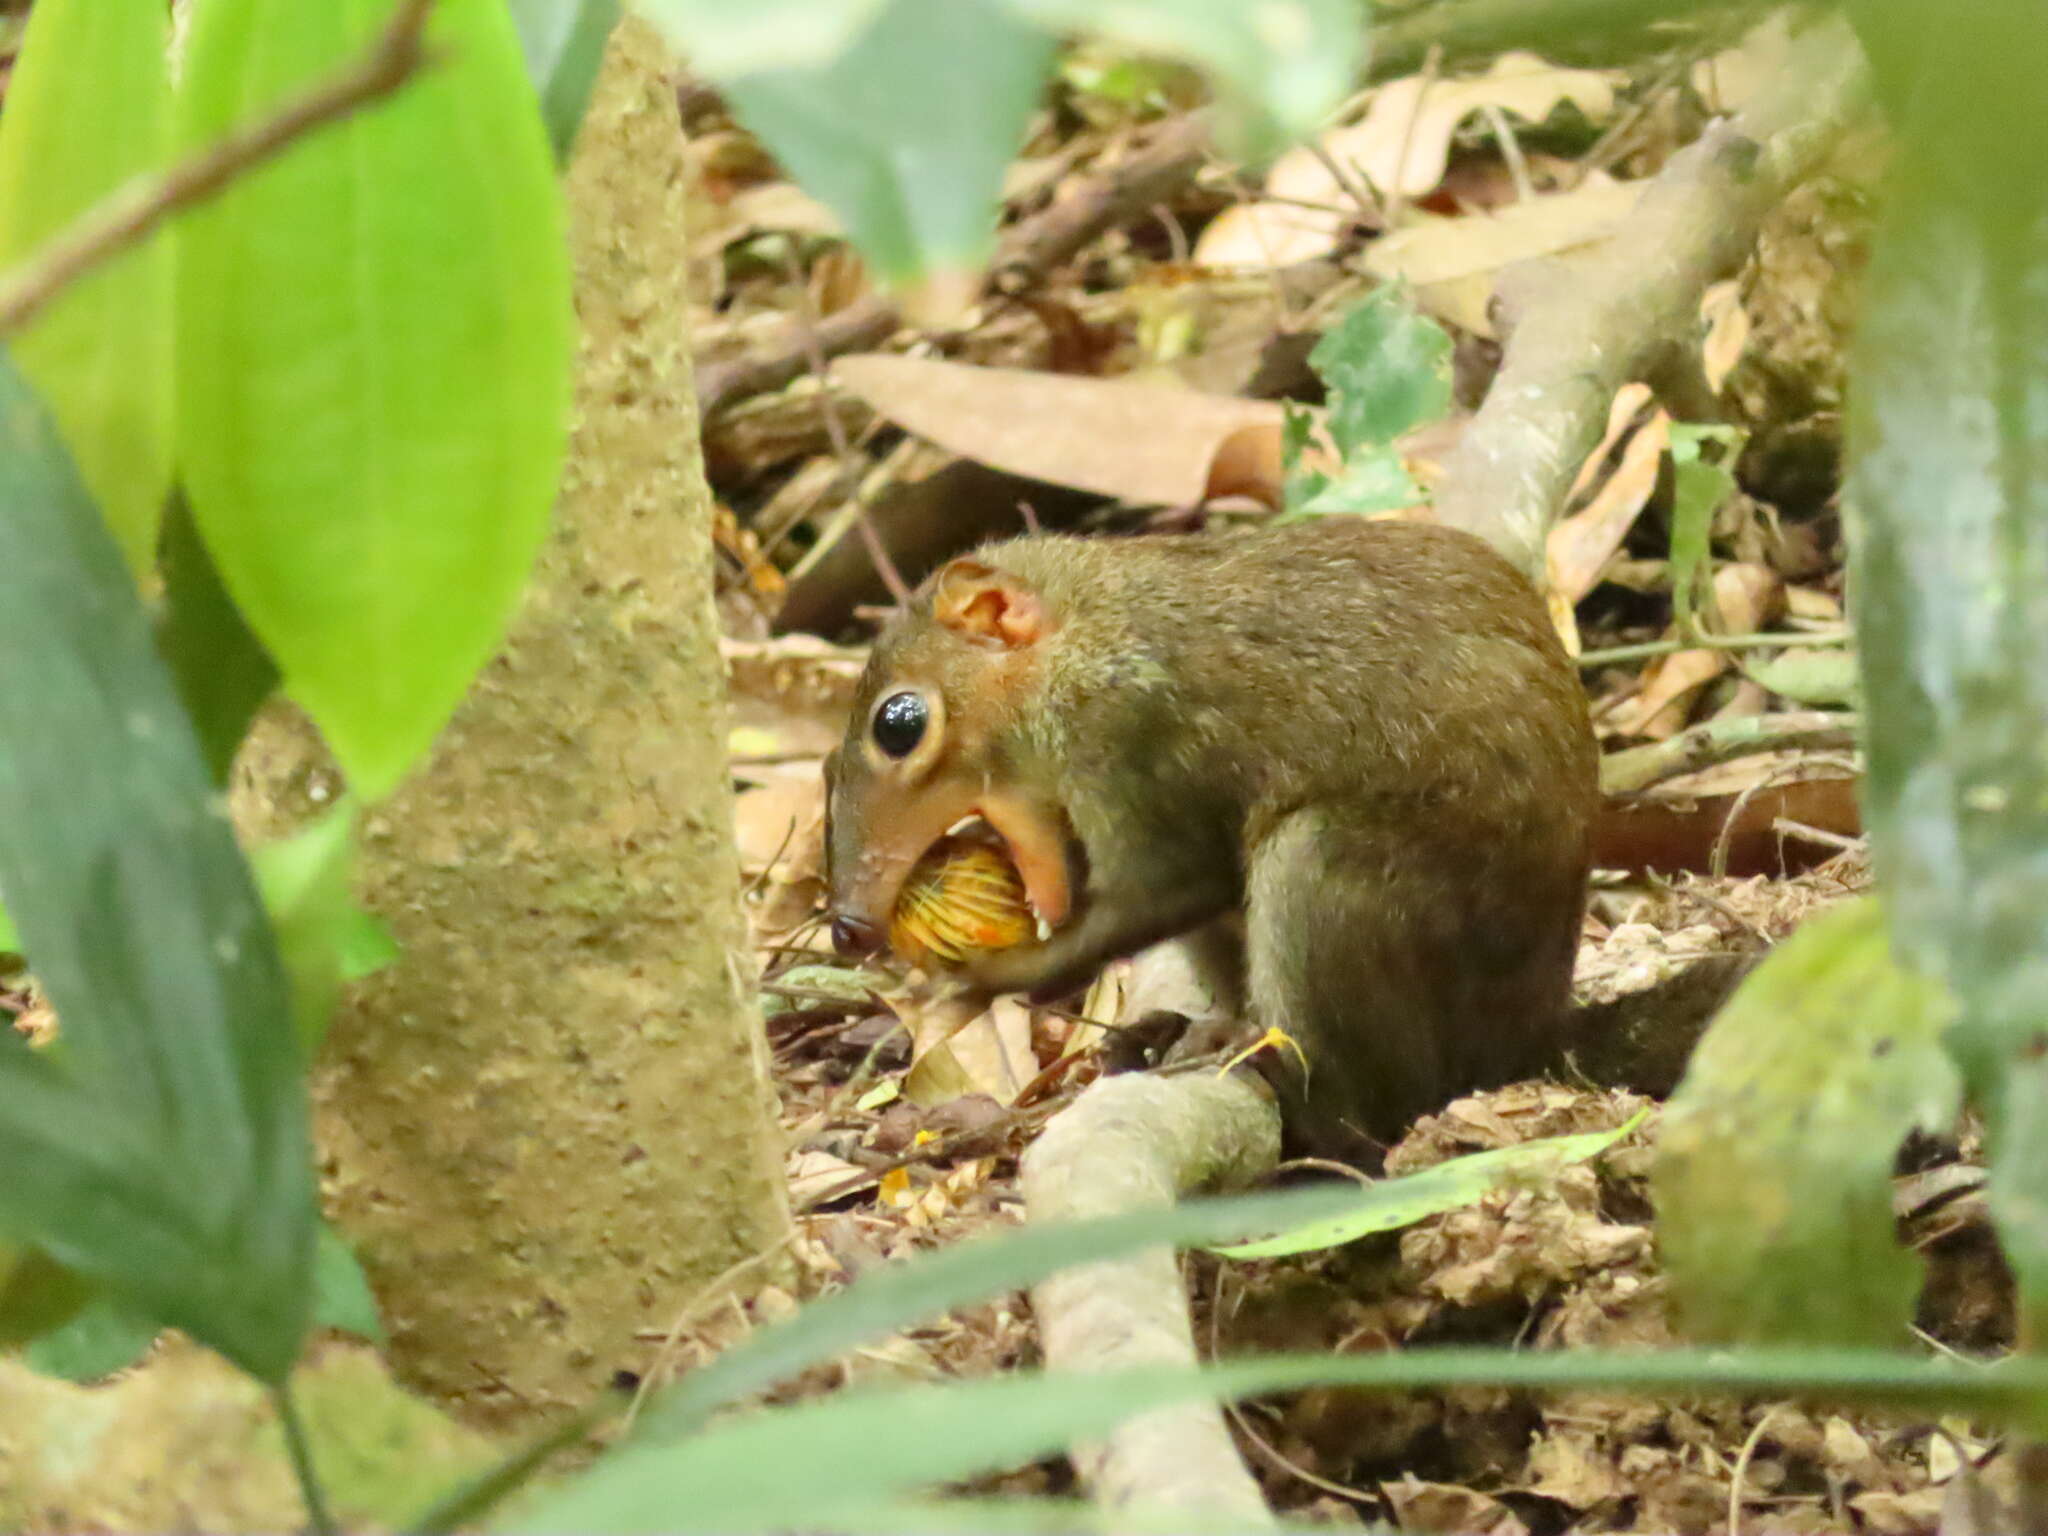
left=932, top=559, right=1047, bottom=650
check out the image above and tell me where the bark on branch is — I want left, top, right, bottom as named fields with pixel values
left=1432, top=13, right=1869, bottom=576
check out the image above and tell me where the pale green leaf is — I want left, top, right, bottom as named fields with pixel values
left=177, top=0, right=574, bottom=799
left=721, top=0, right=1053, bottom=285
left=0, top=0, right=173, bottom=572
left=1214, top=1111, right=1646, bottom=1259
left=628, top=0, right=886, bottom=76
left=1654, top=899, right=1960, bottom=1347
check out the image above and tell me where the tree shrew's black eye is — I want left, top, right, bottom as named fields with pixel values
left=871, top=690, right=928, bottom=758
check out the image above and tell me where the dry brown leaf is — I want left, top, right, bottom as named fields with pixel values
left=788, top=1148, right=865, bottom=1207
left=1567, top=381, right=1655, bottom=503
left=1192, top=55, right=1614, bottom=270
left=1692, top=10, right=1801, bottom=116
left=902, top=991, right=1035, bottom=1107
left=1364, top=176, right=1642, bottom=336
left=833, top=354, right=1292, bottom=508
left=732, top=771, right=824, bottom=875
left=1548, top=406, right=1669, bottom=605
left=1700, top=278, right=1752, bottom=393
left=1610, top=563, right=1786, bottom=739
left=1341, top=54, right=1616, bottom=199
left=1381, top=1476, right=1531, bottom=1536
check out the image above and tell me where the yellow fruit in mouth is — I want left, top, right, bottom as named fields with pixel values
left=889, top=837, right=1034, bottom=965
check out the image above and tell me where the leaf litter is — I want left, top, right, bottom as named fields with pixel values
left=660, top=18, right=1977, bottom=1530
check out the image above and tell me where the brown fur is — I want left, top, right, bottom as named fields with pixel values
left=826, top=518, right=1598, bottom=1160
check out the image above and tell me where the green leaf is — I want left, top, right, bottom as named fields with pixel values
left=1667, top=422, right=1740, bottom=640
left=1843, top=0, right=2048, bottom=1340
left=250, top=801, right=397, bottom=1051
left=509, top=1347, right=2048, bottom=1533
left=314, top=1221, right=385, bottom=1344
left=1740, top=647, right=1862, bottom=708
left=0, top=350, right=314, bottom=1382
left=629, top=0, right=887, bottom=76
left=510, top=0, right=620, bottom=162
left=1309, top=286, right=1453, bottom=459
left=1288, top=446, right=1421, bottom=518
left=1654, top=899, right=1961, bottom=1347
left=1213, top=1111, right=1646, bottom=1259
left=22, top=1290, right=161, bottom=1382
left=1007, top=0, right=1362, bottom=154
left=0, top=900, right=16, bottom=953
left=0, top=0, right=174, bottom=573
left=721, top=0, right=1054, bottom=286
left=176, top=0, right=574, bottom=800
left=155, top=489, right=279, bottom=786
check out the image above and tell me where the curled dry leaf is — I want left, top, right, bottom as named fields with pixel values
left=1610, top=562, right=1787, bottom=740
left=1700, top=279, right=1752, bottom=393
left=1193, top=54, right=1617, bottom=271
left=1548, top=403, right=1669, bottom=610
left=832, top=353, right=1296, bottom=508
left=1364, top=175, right=1642, bottom=336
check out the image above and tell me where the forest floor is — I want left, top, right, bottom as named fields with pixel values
left=656, top=10, right=2009, bottom=1531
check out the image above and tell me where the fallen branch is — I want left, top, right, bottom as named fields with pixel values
left=1023, top=1069, right=1283, bottom=1526
left=1432, top=12, right=1869, bottom=576
left=696, top=113, right=1215, bottom=420
left=1600, top=710, right=1859, bottom=796
left=0, top=0, right=436, bottom=337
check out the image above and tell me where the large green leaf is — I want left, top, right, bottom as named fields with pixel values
left=176, top=0, right=574, bottom=800
left=0, top=0, right=173, bottom=573
left=1653, top=899, right=1960, bottom=1347
left=1843, top=0, right=2048, bottom=1341
left=510, top=0, right=621, bottom=161
left=508, top=1347, right=2048, bottom=1532
left=1008, top=0, right=1362, bottom=153
left=0, top=351, right=313, bottom=1382
left=1215, top=1111, right=1644, bottom=1259
left=720, top=0, right=1054, bottom=287
left=629, top=0, right=886, bottom=75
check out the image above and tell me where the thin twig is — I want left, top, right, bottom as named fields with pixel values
left=1480, top=101, right=1535, bottom=201
left=272, top=1383, right=338, bottom=1536
left=1772, top=818, right=1865, bottom=855
left=1578, top=627, right=1853, bottom=669
left=1727, top=1407, right=1782, bottom=1536
left=0, top=0, right=437, bottom=336
left=781, top=246, right=911, bottom=606
left=1383, top=44, right=1442, bottom=229
left=1710, top=751, right=1862, bottom=878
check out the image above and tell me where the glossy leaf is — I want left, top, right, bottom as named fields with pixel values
left=0, top=351, right=313, bottom=1382
left=510, top=0, right=620, bottom=161
left=1843, top=0, right=2048, bottom=1339
left=511, top=1347, right=2048, bottom=1532
left=0, top=0, right=173, bottom=573
left=1214, top=1111, right=1645, bottom=1259
left=1654, top=899, right=1960, bottom=1347
left=177, top=0, right=574, bottom=800
left=721, top=0, right=1053, bottom=287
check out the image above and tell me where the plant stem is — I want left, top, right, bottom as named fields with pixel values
left=1577, top=627, right=1853, bottom=669
left=0, top=0, right=437, bottom=337
left=273, top=1381, right=338, bottom=1536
